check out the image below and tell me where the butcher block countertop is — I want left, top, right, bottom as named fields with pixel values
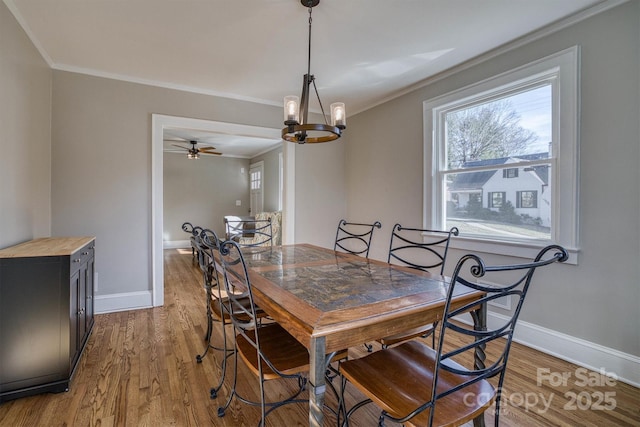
left=0, top=237, right=95, bottom=258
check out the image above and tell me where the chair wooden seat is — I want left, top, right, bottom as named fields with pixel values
left=237, top=323, right=349, bottom=380
left=210, top=292, right=267, bottom=323
left=340, top=340, right=495, bottom=427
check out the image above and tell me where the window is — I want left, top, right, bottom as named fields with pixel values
left=517, top=191, right=537, bottom=208
left=503, top=168, right=518, bottom=178
left=250, top=170, right=261, bottom=190
left=424, top=47, right=579, bottom=263
left=489, top=192, right=506, bottom=208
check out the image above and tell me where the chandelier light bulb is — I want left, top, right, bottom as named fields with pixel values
left=284, top=96, right=300, bottom=124
left=331, top=102, right=346, bottom=129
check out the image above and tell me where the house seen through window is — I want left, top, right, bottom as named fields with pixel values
left=443, top=85, right=552, bottom=240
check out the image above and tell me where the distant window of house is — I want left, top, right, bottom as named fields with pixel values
left=424, top=47, right=579, bottom=262
left=489, top=192, right=506, bottom=208
left=503, top=168, right=518, bottom=178
left=517, top=190, right=537, bottom=208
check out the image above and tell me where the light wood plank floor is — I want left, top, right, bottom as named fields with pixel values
left=0, top=248, right=638, bottom=426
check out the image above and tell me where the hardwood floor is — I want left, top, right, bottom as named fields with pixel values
left=0, top=248, right=638, bottom=426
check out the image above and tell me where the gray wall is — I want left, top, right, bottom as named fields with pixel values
left=346, top=2, right=640, bottom=357
left=163, top=154, right=251, bottom=242
left=0, top=1, right=51, bottom=248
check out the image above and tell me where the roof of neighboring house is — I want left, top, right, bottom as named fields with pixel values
left=449, top=152, right=549, bottom=191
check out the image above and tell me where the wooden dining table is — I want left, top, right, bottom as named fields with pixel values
left=237, top=243, right=487, bottom=427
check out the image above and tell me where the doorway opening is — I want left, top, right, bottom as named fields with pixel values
left=151, top=114, right=295, bottom=307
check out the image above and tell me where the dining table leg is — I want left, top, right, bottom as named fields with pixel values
left=309, top=336, right=326, bottom=427
left=472, top=302, right=488, bottom=427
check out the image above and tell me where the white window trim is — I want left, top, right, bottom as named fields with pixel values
left=423, top=46, right=580, bottom=264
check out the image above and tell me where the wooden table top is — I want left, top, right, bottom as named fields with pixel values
left=239, top=244, right=481, bottom=353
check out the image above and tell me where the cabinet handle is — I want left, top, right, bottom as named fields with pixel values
left=74, top=258, right=81, bottom=263
left=82, top=251, right=89, bottom=255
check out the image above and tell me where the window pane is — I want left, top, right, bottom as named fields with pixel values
left=445, top=85, right=551, bottom=170
left=445, top=167, right=551, bottom=240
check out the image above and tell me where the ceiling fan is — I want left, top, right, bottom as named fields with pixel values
left=164, top=139, right=222, bottom=159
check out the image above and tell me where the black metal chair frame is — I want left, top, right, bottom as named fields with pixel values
left=216, top=239, right=305, bottom=425
left=387, top=224, right=459, bottom=275
left=383, top=224, right=459, bottom=348
left=334, top=219, right=382, bottom=258
left=340, top=245, right=569, bottom=427
left=224, top=217, right=274, bottom=248
left=182, top=221, right=203, bottom=261
left=192, top=228, right=234, bottom=399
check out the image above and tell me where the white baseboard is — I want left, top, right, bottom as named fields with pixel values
left=94, top=290, right=153, bottom=314
left=164, top=240, right=190, bottom=249
left=454, top=312, right=640, bottom=388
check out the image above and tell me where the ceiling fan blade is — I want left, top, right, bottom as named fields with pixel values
left=200, top=151, right=222, bottom=156
left=199, top=146, right=218, bottom=152
left=171, top=144, right=189, bottom=151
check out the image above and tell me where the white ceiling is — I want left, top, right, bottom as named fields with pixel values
left=5, top=0, right=614, bottom=157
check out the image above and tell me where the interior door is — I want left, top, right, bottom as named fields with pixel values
left=249, top=161, right=264, bottom=215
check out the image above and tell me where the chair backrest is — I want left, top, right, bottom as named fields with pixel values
left=183, top=222, right=204, bottom=255
left=387, top=224, right=459, bottom=275
left=427, top=244, right=569, bottom=424
left=194, top=228, right=221, bottom=288
left=334, top=219, right=382, bottom=258
left=224, top=217, right=273, bottom=248
left=217, top=239, right=261, bottom=343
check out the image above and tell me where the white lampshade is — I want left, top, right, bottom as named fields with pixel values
left=284, top=96, right=300, bottom=124
left=330, top=102, right=346, bottom=129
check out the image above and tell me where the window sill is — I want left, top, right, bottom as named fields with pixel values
left=447, top=235, right=579, bottom=265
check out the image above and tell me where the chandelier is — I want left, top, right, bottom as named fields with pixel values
left=282, top=0, right=346, bottom=144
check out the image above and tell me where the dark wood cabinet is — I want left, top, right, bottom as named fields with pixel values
left=0, top=237, right=95, bottom=402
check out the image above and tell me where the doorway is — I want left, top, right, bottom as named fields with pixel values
left=151, top=114, right=296, bottom=307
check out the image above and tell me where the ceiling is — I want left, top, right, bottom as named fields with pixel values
left=5, top=0, right=613, bottom=157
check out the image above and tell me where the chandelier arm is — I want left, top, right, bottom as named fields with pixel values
left=312, top=79, right=329, bottom=125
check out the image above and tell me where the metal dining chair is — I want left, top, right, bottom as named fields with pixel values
left=379, top=224, right=459, bottom=349
left=197, top=229, right=274, bottom=401
left=224, top=217, right=274, bottom=247
left=334, top=219, right=382, bottom=258
left=216, top=239, right=348, bottom=426
left=191, top=229, right=235, bottom=399
left=339, top=245, right=569, bottom=427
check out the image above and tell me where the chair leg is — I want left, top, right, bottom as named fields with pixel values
left=196, top=287, right=214, bottom=363
left=217, top=345, right=238, bottom=416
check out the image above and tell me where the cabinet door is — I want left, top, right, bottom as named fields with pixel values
left=77, top=263, right=87, bottom=347
left=84, top=256, right=94, bottom=335
left=69, top=269, right=81, bottom=367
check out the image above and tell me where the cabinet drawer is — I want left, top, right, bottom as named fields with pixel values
left=70, top=242, right=94, bottom=273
